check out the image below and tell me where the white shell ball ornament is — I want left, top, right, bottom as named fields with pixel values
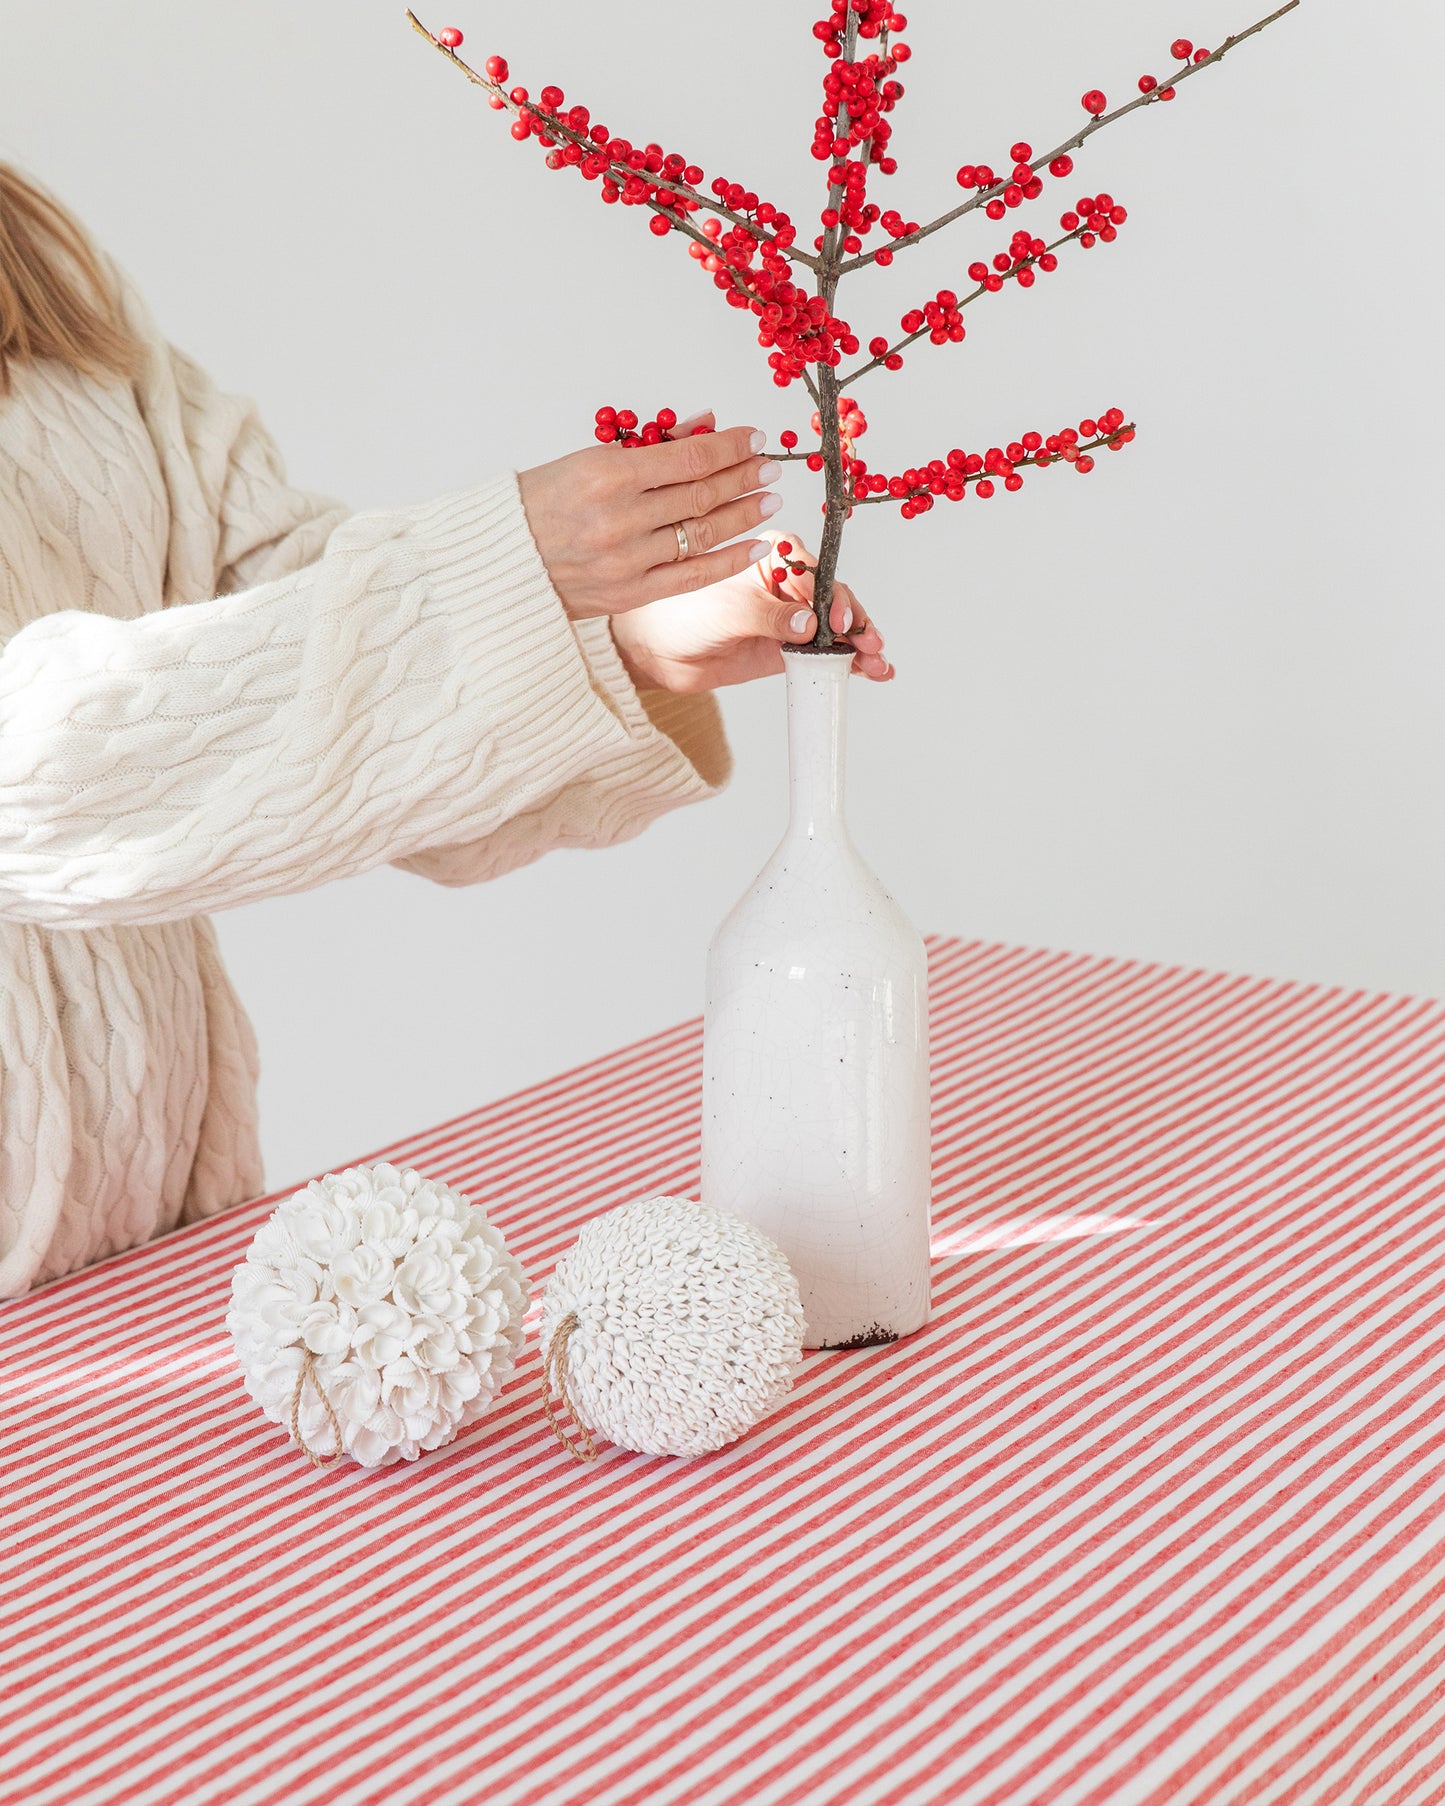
left=540, top=1195, right=807, bottom=1461
left=227, top=1163, right=530, bottom=1469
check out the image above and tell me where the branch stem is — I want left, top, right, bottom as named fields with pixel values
left=847, top=423, right=1137, bottom=506
left=808, top=8, right=862, bottom=646
left=837, top=222, right=1090, bottom=388
left=406, top=10, right=819, bottom=271
left=835, top=0, right=1300, bottom=276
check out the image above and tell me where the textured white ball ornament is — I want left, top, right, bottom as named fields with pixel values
left=227, top=1162, right=529, bottom=1469
left=540, top=1195, right=806, bottom=1460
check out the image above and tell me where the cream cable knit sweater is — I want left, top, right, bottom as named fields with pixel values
left=0, top=271, right=731, bottom=1297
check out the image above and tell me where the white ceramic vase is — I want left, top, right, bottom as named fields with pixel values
left=700, top=643, right=931, bottom=1350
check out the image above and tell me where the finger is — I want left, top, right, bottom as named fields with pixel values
left=829, top=579, right=867, bottom=637
left=763, top=541, right=877, bottom=642
left=854, top=648, right=892, bottom=681
left=649, top=491, right=783, bottom=564
left=637, top=535, right=773, bottom=607
left=672, top=409, right=716, bottom=434
left=626, top=422, right=765, bottom=500
left=638, top=450, right=780, bottom=534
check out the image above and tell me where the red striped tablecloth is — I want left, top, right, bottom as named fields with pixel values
left=4, top=934, right=1445, bottom=1806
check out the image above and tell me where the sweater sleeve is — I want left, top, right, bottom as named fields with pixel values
left=0, top=469, right=731, bottom=930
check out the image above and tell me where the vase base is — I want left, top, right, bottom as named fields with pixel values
left=818, top=1323, right=901, bottom=1351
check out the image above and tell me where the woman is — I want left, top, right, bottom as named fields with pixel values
left=0, top=165, right=890, bottom=1297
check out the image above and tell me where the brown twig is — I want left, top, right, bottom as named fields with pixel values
left=807, top=7, right=865, bottom=646
left=847, top=422, right=1138, bottom=507
left=406, top=10, right=819, bottom=273
left=835, top=0, right=1301, bottom=276
left=837, top=221, right=1094, bottom=388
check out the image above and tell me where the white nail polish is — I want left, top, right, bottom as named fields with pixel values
left=759, top=492, right=783, bottom=517
left=747, top=539, right=772, bottom=560
left=758, top=460, right=781, bottom=484
left=749, top=429, right=767, bottom=453
left=790, top=607, right=814, bottom=635
left=841, top=605, right=853, bottom=631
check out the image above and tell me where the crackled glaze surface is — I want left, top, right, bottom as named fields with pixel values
left=700, top=646, right=932, bottom=1349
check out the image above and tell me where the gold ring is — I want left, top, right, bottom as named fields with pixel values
left=672, top=520, right=690, bottom=561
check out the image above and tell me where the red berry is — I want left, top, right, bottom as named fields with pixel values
left=1170, top=38, right=1193, bottom=59
left=1159, top=86, right=1177, bottom=100
left=1193, top=47, right=1211, bottom=63
left=1010, top=141, right=1033, bottom=163
left=1080, top=231, right=1097, bottom=248
left=985, top=199, right=1006, bottom=221
left=656, top=407, right=677, bottom=430
left=539, top=85, right=564, bottom=110
left=780, top=431, right=799, bottom=449
left=438, top=26, right=463, bottom=48
left=1139, top=74, right=1158, bottom=93
left=806, top=452, right=825, bottom=471
left=1004, top=473, right=1023, bottom=492
left=1075, top=454, right=1095, bottom=473
left=1082, top=89, right=1107, bottom=116
left=649, top=214, right=671, bottom=236
left=1049, top=155, right=1074, bottom=178
left=777, top=540, right=794, bottom=556
left=884, top=353, right=904, bottom=370
left=485, top=54, right=508, bottom=79
left=616, top=409, right=638, bottom=430
left=869, top=336, right=889, bottom=356
left=1015, top=267, right=1035, bottom=288
left=976, top=479, right=995, bottom=499
left=967, top=261, right=988, bottom=283
left=1061, top=211, right=1080, bottom=231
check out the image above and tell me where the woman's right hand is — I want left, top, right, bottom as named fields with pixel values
left=517, top=411, right=782, bottom=621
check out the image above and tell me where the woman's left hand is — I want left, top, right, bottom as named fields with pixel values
left=609, top=529, right=893, bottom=696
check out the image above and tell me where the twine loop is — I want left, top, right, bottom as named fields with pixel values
left=287, top=1349, right=344, bottom=1469
left=541, top=1311, right=598, bottom=1464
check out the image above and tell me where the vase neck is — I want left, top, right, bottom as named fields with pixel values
left=782, top=647, right=850, bottom=839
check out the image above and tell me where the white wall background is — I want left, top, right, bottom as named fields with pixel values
left=3, top=0, right=1440, bottom=1191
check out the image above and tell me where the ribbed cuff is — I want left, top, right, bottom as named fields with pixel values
left=393, top=469, right=731, bottom=879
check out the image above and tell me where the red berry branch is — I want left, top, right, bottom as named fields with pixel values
left=409, top=1, right=1299, bottom=648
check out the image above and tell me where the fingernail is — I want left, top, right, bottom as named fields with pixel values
left=746, top=539, right=772, bottom=560
left=759, top=492, right=783, bottom=518
left=841, top=605, right=853, bottom=631
left=749, top=429, right=767, bottom=453
left=758, top=460, right=781, bottom=484
left=790, top=607, right=814, bottom=635
left=674, top=409, right=711, bottom=428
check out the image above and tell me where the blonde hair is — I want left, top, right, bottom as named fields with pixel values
left=0, top=164, right=145, bottom=393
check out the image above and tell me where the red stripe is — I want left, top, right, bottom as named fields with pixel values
left=0, top=982, right=1423, bottom=1560
left=3, top=937, right=1441, bottom=1806
left=16, top=1112, right=1437, bottom=1791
